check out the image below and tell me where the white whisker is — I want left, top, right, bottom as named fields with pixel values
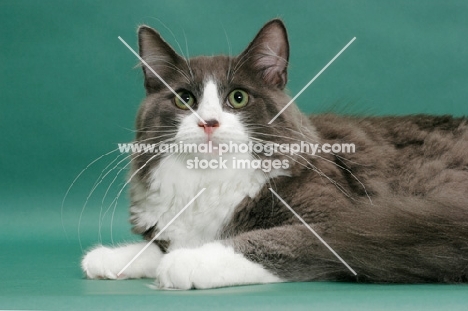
left=62, top=148, right=120, bottom=247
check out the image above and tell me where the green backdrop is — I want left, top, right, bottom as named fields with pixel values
left=1, top=0, right=467, bottom=310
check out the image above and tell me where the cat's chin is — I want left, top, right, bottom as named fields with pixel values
left=182, top=152, right=250, bottom=161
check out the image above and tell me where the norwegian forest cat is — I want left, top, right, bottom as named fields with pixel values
left=81, top=19, right=468, bottom=289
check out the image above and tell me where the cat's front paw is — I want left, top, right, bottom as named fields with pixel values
left=81, top=242, right=163, bottom=280
left=81, top=245, right=126, bottom=280
left=155, top=242, right=281, bottom=290
left=156, top=247, right=212, bottom=289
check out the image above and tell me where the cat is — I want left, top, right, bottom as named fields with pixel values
left=81, top=19, right=468, bottom=289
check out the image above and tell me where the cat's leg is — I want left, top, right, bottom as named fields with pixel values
left=156, top=241, right=282, bottom=289
left=156, top=225, right=352, bottom=289
left=82, top=242, right=163, bottom=279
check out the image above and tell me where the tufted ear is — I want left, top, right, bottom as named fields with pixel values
left=240, top=19, right=289, bottom=89
left=138, top=25, right=184, bottom=92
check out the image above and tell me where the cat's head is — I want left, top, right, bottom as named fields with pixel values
left=132, top=19, right=316, bottom=182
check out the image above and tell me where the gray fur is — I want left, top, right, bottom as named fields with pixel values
left=131, top=20, right=468, bottom=283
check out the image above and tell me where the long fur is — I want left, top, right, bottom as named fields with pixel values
left=88, top=19, right=468, bottom=286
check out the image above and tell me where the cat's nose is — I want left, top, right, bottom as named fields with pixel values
left=198, top=119, right=220, bottom=135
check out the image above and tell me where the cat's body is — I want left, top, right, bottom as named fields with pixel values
left=82, top=20, right=468, bottom=288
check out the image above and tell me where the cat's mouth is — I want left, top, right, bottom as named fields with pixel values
left=203, top=132, right=215, bottom=145
left=173, top=119, right=251, bottom=158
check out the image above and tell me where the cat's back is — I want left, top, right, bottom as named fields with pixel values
left=308, top=113, right=468, bottom=200
left=310, top=114, right=467, bottom=148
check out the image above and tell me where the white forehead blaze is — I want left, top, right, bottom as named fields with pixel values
left=198, top=80, right=222, bottom=121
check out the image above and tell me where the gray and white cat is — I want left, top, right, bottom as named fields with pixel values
left=81, top=20, right=468, bottom=289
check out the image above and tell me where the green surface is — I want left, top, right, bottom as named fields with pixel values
left=2, top=242, right=468, bottom=311
left=1, top=0, right=468, bottom=310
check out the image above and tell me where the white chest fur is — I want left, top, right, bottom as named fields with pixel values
left=130, top=156, right=268, bottom=250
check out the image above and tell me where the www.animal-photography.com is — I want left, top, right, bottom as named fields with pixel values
left=1, top=1, right=468, bottom=310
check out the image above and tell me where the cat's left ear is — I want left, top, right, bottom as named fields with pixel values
left=240, top=19, right=289, bottom=89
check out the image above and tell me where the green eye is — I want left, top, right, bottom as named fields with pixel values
left=174, top=91, right=195, bottom=110
left=228, top=89, right=249, bottom=108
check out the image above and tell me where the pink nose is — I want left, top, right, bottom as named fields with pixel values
left=198, top=119, right=220, bottom=135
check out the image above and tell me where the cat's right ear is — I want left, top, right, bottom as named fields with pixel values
left=138, top=25, right=183, bottom=92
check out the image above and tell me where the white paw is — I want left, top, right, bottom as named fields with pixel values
left=81, top=242, right=163, bottom=280
left=81, top=245, right=123, bottom=279
left=155, top=242, right=282, bottom=290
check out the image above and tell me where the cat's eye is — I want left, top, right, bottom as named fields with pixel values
left=174, top=91, right=195, bottom=110
left=227, top=89, right=249, bottom=109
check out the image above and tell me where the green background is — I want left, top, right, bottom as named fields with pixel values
left=1, top=0, right=467, bottom=310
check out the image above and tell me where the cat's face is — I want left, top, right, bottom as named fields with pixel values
left=132, top=20, right=315, bottom=182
